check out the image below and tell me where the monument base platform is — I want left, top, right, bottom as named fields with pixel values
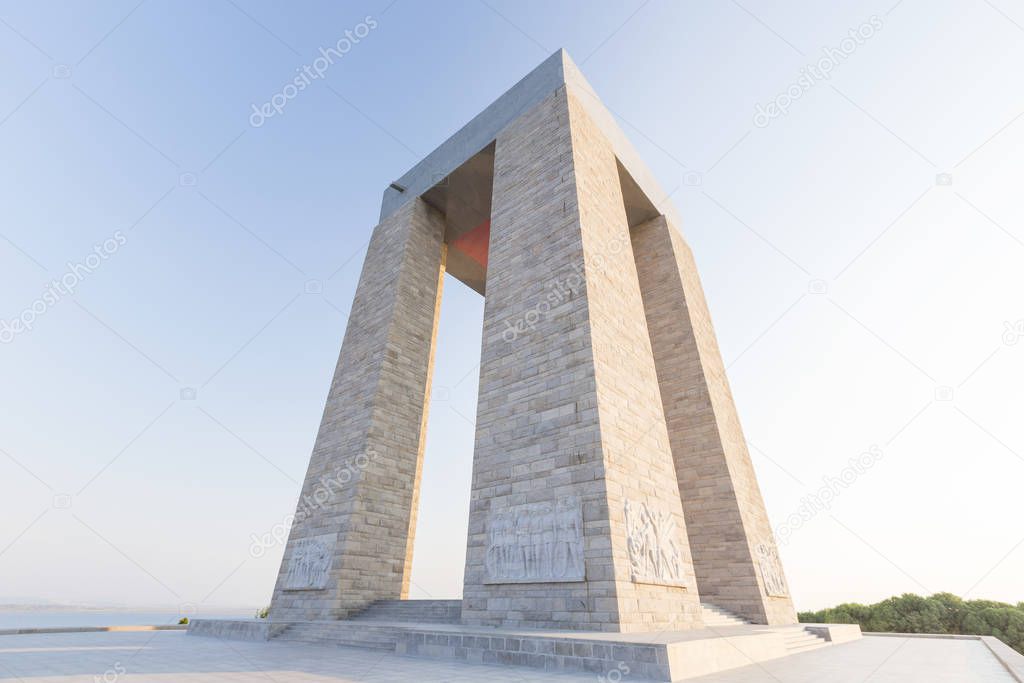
left=189, top=610, right=861, bottom=682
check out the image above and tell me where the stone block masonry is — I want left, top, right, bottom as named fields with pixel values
left=269, top=197, right=445, bottom=622
left=632, top=214, right=796, bottom=625
left=268, top=49, right=796, bottom=631
left=461, top=85, right=702, bottom=632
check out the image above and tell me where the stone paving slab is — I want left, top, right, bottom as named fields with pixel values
left=0, top=630, right=600, bottom=682
left=0, top=630, right=1018, bottom=682
left=687, top=635, right=1017, bottom=683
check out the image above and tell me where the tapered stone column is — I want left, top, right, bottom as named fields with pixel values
left=631, top=215, right=797, bottom=625
left=269, top=198, right=446, bottom=621
left=265, top=48, right=799, bottom=634
left=460, top=86, right=703, bottom=632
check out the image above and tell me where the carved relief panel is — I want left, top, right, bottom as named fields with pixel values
left=484, top=497, right=584, bottom=583
left=624, top=499, right=687, bottom=587
left=755, top=541, right=789, bottom=597
left=283, top=534, right=336, bottom=590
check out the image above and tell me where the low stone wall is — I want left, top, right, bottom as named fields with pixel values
left=981, top=636, right=1024, bottom=682
left=188, top=618, right=864, bottom=681
left=665, top=632, right=788, bottom=680
left=398, top=630, right=671, bottom=681
left=187, top=619, right=288, bottom=641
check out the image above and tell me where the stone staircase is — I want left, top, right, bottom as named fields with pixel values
left=700, top=603, right=750, bottom=628
left=272, top=599, right=462, bottom=650
left=277, top=602, right=828, bottom=657
left=273, top=621, right=398, bottom=651
left=700, top=603, right=827, bottom=654
left=349, top=599, right=463, bottom=624
left=776, top=625, right=828, bottom=654
left=191, top=600, right=856, bottom=681
left=352, top=598, right=464, bottom=626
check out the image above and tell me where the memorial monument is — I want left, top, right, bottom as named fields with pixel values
left=264, top=48, right=797, bottom=633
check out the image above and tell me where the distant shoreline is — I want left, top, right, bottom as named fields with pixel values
left=0, top=604, right=253, bottom=613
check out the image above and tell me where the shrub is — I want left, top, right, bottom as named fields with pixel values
left=799, top=592, right=1024, bottom=654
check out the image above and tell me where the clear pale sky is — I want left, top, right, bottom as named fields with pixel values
left=1, top=0, right=1022, bottom=616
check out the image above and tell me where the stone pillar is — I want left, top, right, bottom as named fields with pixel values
left=631, top=215, right=797, bottom=625
left=460, top=86, right=703, bottom=633
left=269, top=198, right=446, bottom=621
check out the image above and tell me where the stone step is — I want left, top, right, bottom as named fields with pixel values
left=277, top=635, right=394, bottom=651
left=262, top=619, right=672, bottom=680
left=776, top=627, right=828, bottom=653
left=782, top=627, right=818, bottom=637
left=275, top=623, right=398, bottom=651
left=699, top=603, right=750, bottom=627
left=192, top=616, right=859, bottom=681
left=357, top=603, right=460, bottom=606
left=786, top=639, right=829, bottom=654
left=357, top=609, right=460, bottom=616
left=703, top=614, right=746, bottom=621
left=358, top=614, right=456, bottom=619
left=351, top=599, right=462, bottom=624
left=785, top=634, right=822, bottom=645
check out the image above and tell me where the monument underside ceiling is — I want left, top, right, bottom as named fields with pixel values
left=422, top=144, right=494, bottom=295
left=421, top=144, right=661, bottom=297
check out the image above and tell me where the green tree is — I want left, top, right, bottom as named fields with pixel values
left=799, top=593, right=1024, bottom=655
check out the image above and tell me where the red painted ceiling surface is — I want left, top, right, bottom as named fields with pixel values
left=450, top=218, right=490, bottom=268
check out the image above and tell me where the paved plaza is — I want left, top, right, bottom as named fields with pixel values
left=0, top=630, right=1016, bottom=682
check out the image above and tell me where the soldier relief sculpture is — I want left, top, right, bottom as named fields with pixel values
left=624, top=499, right=687, bottom=587
left=283, top=536, right=334, bottom=590
left=755, top=541, right=789, bottom=597
left=485, top=498, right=585, bottom=582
